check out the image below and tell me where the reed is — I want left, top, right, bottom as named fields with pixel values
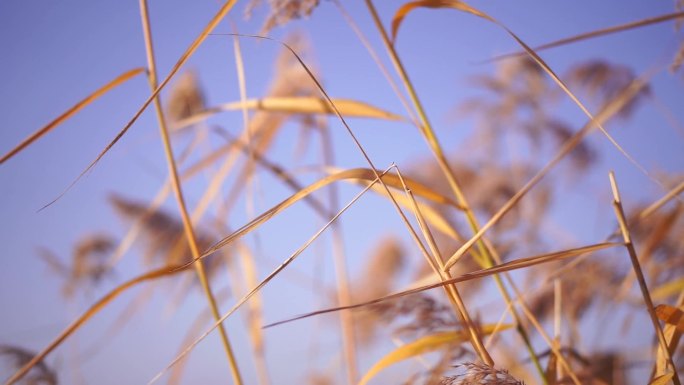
left=2, top=1, right=683, bottom=384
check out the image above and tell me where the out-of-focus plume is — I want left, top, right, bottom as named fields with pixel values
left=38, top=234, right=115, bottom=298
left=566, top=60, right=649, bottom=119
left=460, top=57, right=596, bottom=170
left=108, top=194, right=224, bottom=277
left=528, top=259, right=622, bottom=323
left=352, top=236, right=406, bottom=344
left=245, top=0, right=321, bottom=35
left=0, top=345, right=58, bottom=385
left=671, top=41, right=684, bottom=74
left=440, top=362, right=526, bottom=385
left=166, top=70, right=206, bottom=124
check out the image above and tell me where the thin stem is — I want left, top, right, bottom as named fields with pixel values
left=138, top=2, right=243, bottom=384
left=395, top=167, right=494, bottom=366
left=362, top=1, right=547, bottom=380
left=230, top=29, right=271, bottom=385
left=147, top=168, right=392, bottom=385
left=320, top=125, right=359, bottom=384
left=609, top=172, right=681, bottom=385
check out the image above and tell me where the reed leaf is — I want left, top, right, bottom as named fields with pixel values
left=656, top=304, right=684, bottom=333
left=358, top=325, right=510, bottom=385
left=0, top=68, right=145, bottom=164
left=174, top=97, right=405, bottom=130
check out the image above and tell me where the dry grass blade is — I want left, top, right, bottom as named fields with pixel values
left=236, top=245, right=271, bottom=385
left=263, top=242, right=619, bottom=328
left=640, top=180, right=684, bottom=219
left=316, top=90, right=361, bottom=383
left=5, top=264, right=189, bottom=385
left=173, top=97, right=405, bottom=129
left=368, top=1, right=548, bottom=379
left=652, top=278, right=684, bottom=301
left=201, top=41, right=473, bottom=371
left=229, top=29, right=270, bottom=385
left=652, top=373, right=676, bottom=385
left=178, top=167, right=451, bottom=269
left=377, top=165, right=492, bottom=365
left=486, top=11, right=684, bottom=63
left=444, top=73, right=649, bottom=270
left=104, top=137, right=248, bottom=268
left=566, top=60, right=650, bottom=119
left=396, top=166, right=493, bottom=365
left=655, top=304, right=684, bottom=332
left=325, top=166, right=464, bottom=209
left=137, top=1, right=243, bottom=382
left=372, top=186, right=464, bottom=241
left=655, top=295, right=684, bottom=381
left=165, top=286, right=231, bottom=385
left=332, top=0, right=419, bottom=126
left=212, top=127, right=329, bottom=217
left=545, top=348, right=558, bottom=385
left=39, top=0, right=239, bottom=209
left=200, top=37, right=430, bottom=285
left=394, top=0, right=662, bottom=202
left=391, top=0, right=491, bottom=43
left=0, top=67, right=145, bottom=164
left=358, top=325, right=510, bottom=385
left=390, top=9, right=659, bottom=380
left=146, top=167, right=388, bottom=385
left=206, top=34, right=416, bottom=245
left=609, top=172, right=681, bottom=385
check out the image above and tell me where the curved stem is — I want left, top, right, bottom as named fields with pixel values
left=361, top=1, right=548, bottom=381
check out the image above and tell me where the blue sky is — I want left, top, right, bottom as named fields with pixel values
left=1, top=0, right=683, bottom=384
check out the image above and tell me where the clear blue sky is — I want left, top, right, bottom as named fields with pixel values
left=1, top=0, right=682, bottom=384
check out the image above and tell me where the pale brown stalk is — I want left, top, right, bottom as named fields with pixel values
left=445, top=74, right=650, bottom=270
left=486, top=11, right=684, bottom=63
left=263, top=243, right=620, bottom=328
left=362, top=0, right=545, bottom=378
left=319, top=123, right=359, bottom=383
left=230, top=30, right=272, bottom=385
left=394, top=166, right=494, bottom=366
left=146, top=167, right=392, bottom=384
left=609, top=172, right=680, bottom=385
left=40, top=0, right=240, bottom=210
left=331, top=0, right=419, bottom=126
left=138, top=1, right=243, bottom=383
left=480, top=238, right=583, bottom=385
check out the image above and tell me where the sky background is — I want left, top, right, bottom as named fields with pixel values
left=1, top=0, right=683, bottom=384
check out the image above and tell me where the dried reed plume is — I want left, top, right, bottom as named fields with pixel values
left=38, top=234, right=115, bottom=298
left=539, top=348, right=628, bottom=384
left=165, top=70, right=206, bottom=124
left=627, top=200, right=684, bottom=290
left=566, top=60, right=649, bottom=119
left=0, top=345, right=57, bottom=385
left=440, top=362, right=525, bottom=385
left=245, top=0, right=321, bottom=35
left=528, top=259, right=622, bottom=323
left=352, top=236, right=406, bottom=344
left=306, top=372, right=334, bottom=385
left=108, top=194, right=223, bottom=274
left=230, top=32, right=320, bottom=160
left=460, top=57, right=596, bottom=169
left=672, top=41, right=684, bottom=74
